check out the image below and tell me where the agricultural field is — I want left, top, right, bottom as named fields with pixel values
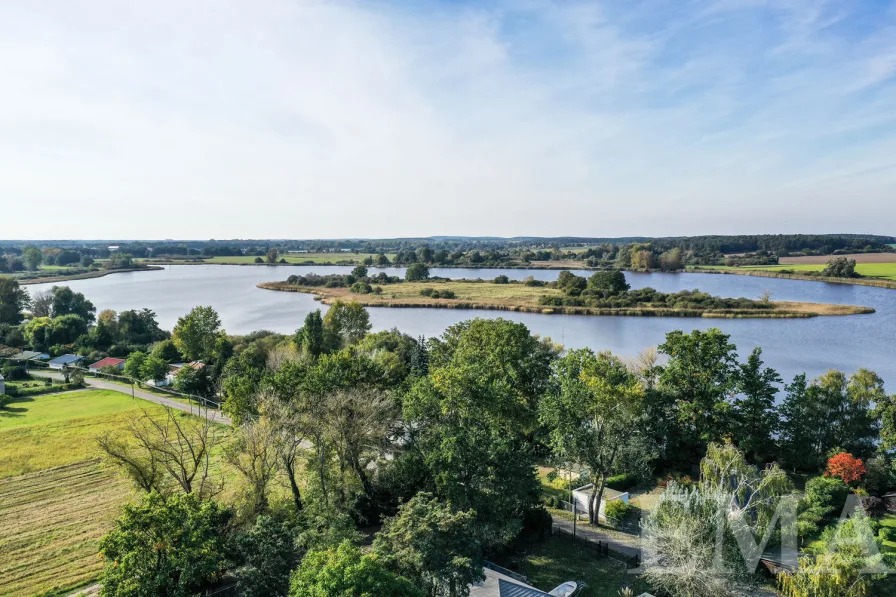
left=0, top=461, right=132, bottom=597
left=696, top=263, right=896, bottom=281
left=0, top=390, right=167, bottom=596
left=779, top=253, right=896, bottom=265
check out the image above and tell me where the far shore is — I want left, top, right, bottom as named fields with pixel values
left=258, top=280, right=875, bottom=319
left=688, top=267, right=896, bottom=290
left=17, top=266, right=164, bottom=286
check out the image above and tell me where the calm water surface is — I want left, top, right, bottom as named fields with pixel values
left=27, top=265, right=896, bottom=387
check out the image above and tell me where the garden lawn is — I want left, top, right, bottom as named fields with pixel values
left=494, top=534, right=650, bottom=597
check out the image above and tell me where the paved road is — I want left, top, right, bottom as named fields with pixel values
left=32, top=371, right=232, bottom=425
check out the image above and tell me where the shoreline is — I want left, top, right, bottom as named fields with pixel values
left=17, top=266, right=164, bottom=286
left=145, top=258, right=598, bottom=270
left=257, top=281, right=875, bottom=319
left=688, top=267, right=896, bottom=290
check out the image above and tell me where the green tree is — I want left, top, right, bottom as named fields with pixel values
left=0, top=276, right=29, bottom=325
left=99, top=492, right=233, bottom=597
left=172, top=306, right=222, bottom=361
left=50, top=285, right=96, bottom=323
left=151, top=339, right=182, bottom=363
left=173, top=364, right=214, bottom=398
left=539, top=349, right=647, bottom=523
left=658, top=329, right=739, bottom=462
left=822, top=257, right=858, bottom=278
left=351, top=265, right=368, bottom=279
left=236, top=515, right=300, bottom=597
left=586, top=270, right=630, bottom=294
left=22, top=245, right=42, bottom=270
left=405, top=263, right=430, bottom=282
left=658, top=248, right=683, bottom=271
left=376, top=254, right=390, bottom=266
left=323, top=300, right=371, bottom=346
left=373, top=493, right=484, bottom=597
left=732, top=348, right=782, bottom=462
left=289, top=540, right=424, bottom=597
left=119, top=309, right=167, bottom=344
left=296, top=310, right=326, bottom=357
left=266, top=248, right=280, bottom=263
left=780, top=370, right=881, bottom=470
left=405, top=319, right=554, bottom=546
left=141, top=355, right=170, bottom=382
left=124, top=351, right=148, bottom=381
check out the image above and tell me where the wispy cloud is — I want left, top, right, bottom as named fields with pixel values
left=1, top=0, right=894, bottom=238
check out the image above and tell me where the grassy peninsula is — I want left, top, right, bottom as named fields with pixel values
left=258, top=270, right=873, bottom=318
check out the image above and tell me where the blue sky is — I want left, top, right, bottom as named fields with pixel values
left=2, top=0, right=895, bottom=239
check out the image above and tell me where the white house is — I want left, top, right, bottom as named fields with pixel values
left=571, top=484, right=629, bottom=520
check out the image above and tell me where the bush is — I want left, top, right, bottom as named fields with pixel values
left=605, top=473, right=637, bottom=491
left=1, top=364, right=29, bottom=381
left=350, top=282, right=373, bottom=294
left=494, top=275, right=510, bottom=284
left=419, top=288, right=435, bottom=297
left=860, top=496, right=887, bottom=518
left=604, top=499, right=633, bottom=520
left=254, top=256, right=264, bottom=263
left=879, top=527, right=896, bottom=542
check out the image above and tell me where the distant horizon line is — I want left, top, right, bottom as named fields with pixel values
left=2, top=232, right=895, bottom=244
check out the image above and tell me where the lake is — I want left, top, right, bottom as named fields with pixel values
left=27, top=265, right=896, bottom=387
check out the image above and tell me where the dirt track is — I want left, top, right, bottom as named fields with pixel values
left=780, top=253, right=896, bottom=265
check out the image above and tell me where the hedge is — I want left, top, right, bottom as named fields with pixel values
left=4, top=383, right=82, bottom=398
left=605, top=473, right=637, bottom=491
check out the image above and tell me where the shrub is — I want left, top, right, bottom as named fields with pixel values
left=604, top=499, right=633, bottom=520
left=879, top=527, right=896, bottom=542
left=1, top=364, right=29, bottom=381
left=419, top=288, right=435, bottom=297
left=350, top=282, right=373, bottom=294
left=494, top=275, right=510, bottom=284
left=254, top=257, right=264, bottom=263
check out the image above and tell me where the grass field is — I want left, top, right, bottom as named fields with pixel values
left=0, top=390, right=166, bottom=477
left=259, top=279, right=873, bottom=318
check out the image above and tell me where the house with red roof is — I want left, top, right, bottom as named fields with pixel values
left=88, top=357, right=126, bottom=373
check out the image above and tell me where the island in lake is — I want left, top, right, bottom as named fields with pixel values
left=258, top=269, right=874, bottom=319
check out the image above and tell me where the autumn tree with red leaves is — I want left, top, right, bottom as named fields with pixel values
left=825, top=452, right=866, bottom=485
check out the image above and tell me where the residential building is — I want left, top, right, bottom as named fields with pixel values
left=88, top=357, right=126, bottom=372
left=571, top=484, right=630, bottom=521
left=48, top=354, right=84, bottom=370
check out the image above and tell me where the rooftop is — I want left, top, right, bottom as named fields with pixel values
left=89, top=357, right=126, bottom=369
left=48, top=354, right=84, bottom=365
